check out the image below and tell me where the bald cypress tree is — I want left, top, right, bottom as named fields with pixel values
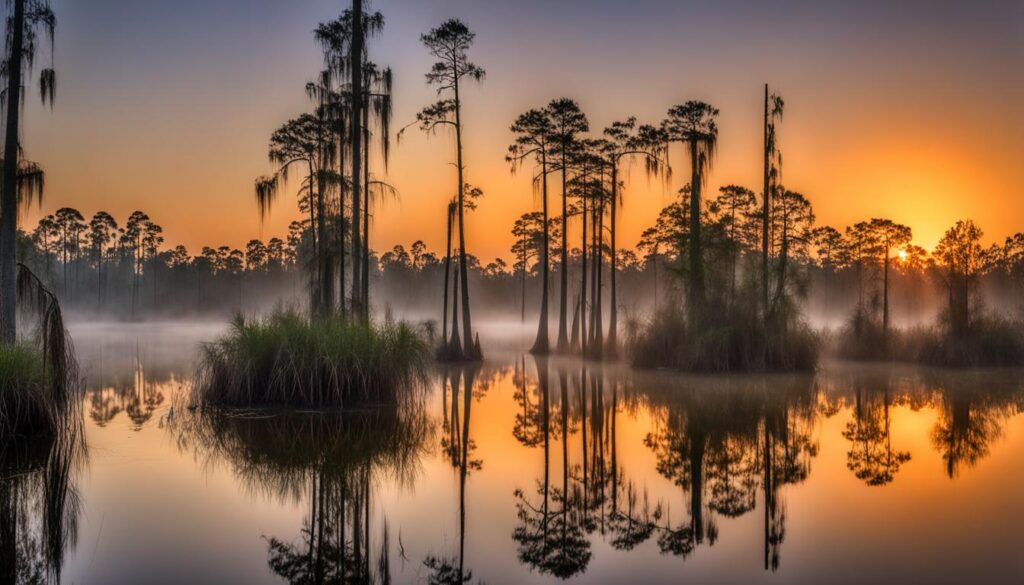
left=663, top=101, right=718, bottom=321
left=0, top=0, right=56, bottom=344
left=508, top=108, right=555, bottom=355
left=546, top=99, right=589, bottom=352
left=409, top=19, right=486, bottom=360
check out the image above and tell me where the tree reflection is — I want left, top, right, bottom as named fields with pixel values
left=842, top=383, right=911, bottom=486
left=86, top=347, right=167, bottom=430
left=638, top=372, right=818, bottom=570
left=512, top=358, right=592, bottom=579
left=0, top=418, right=84, bottom=584
left=425, top=365, right=486, bottom=585
left=173, top=403, right=429, bottom=585
left=928, top=371, right=1023, bottom=478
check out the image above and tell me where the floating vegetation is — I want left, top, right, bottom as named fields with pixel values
left=192, top=309, right=430, bottom=410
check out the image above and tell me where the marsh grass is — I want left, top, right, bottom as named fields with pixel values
left=192, top=309, right=431, bottom=409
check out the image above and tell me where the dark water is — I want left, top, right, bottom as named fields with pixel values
left=7, top=322, right=1024, bottom=584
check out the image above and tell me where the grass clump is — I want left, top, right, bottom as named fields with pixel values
left=0, top=343, right=54, bottom=436
left=193, top=309, right=431, bottom=409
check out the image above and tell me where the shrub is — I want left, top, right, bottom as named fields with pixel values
left=918, top=317, right=1024, bottom=368
left=627, top=304, right=818, bottom=373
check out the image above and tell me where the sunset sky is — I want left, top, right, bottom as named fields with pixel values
left=21, top=0, right=1024, bottom=262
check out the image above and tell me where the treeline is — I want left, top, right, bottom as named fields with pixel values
left=16, top=208, right=302, bottom=318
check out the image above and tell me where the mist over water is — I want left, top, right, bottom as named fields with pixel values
left=15, top=319, right=1017, bottom=584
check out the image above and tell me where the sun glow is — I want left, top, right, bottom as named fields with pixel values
left=898, top=249, right=909, bottom=262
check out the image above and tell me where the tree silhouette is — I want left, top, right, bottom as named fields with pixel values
left=0, top=0, right=56, bottom=344
left=869, top=218, right=912, bottom=342
left=257, top=113, right=336, bottom=315
left=662, top=101, right=718, bottom=321
left=88, top=212, right=118, bottom=312
left=932, top=220, right=989, bottom=339
left=546, top=98, right=589, bottom=353
left=842, top=385, right=911, bottom=486
left=508, top=108, right=556, bottom=354
left=769, top=189, right=815, bottom=321
left=761, top=87, right=784, bottom=333
left=409, top=19, right=485, bottom=360
left=810, top=225, right=844, bottom=316
left=599, top=120, right=664, bottom=356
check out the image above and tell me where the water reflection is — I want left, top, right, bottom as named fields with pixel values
left=0, top=422, right=85, bottom=584
left=505, top=358, right=1024, bottom=576
left=66, top=322, right=1024, bottom=584
left=636, top=371, right=819, bottom=570
left=87, top=349, right=169, bottom=430
left=512, top=359, right=592, bottom=579
left=173, top=405, right=430, bottom=584
left=425, top=365, right=489, bottom=585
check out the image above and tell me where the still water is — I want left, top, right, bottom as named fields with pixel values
left=7, top=322, right=1024, bottom=584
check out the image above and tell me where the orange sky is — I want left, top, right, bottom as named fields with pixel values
left=19, top=0, right=1024, bottom=262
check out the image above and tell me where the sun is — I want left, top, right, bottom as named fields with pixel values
left=898, top=249, right=909, bottom=262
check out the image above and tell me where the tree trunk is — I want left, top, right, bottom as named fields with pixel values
left=337, top=95, right=348, bottom=320
left=350, top=0, right=363, bottom=320
left=308, top=164, right=319, bottom=316
left=761, top=84, right=770, bottom=329
left=531, top=153, right=550, bottom=354
left=882, top=248, right=890, bottom=340
left=453, top=77, right=476, bottom=359
left=557, top=150, right=570, bottom=352
left=449, top=250, right=462, bottom=356
left=580, top=171, right=588, bottom=354
left=593, top=193, right=605, bottom=355
left=688, top=141, right=703, bottom=321
left=607, top=165, right=619, bottom=355
left=361, top=106, right=370, bottom=320
left=442, top=207, right=453, bottom=346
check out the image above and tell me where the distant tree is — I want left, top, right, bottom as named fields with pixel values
left=931, top=220, right=990, bottom=338
left=810, top=225, right=844, bottom=317
left=511, top=211, right=548, bottom=325
left=868, top=218, right=912, bottom=340
left=245, top=239, right=268, bottom=271
left=89, top=211, right=118, bottom=310
left=54, top=207, right=85, bottom=295
left=845, top=220, right=881, bottom=331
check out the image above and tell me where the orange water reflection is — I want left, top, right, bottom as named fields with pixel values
left=52, top=326, right=1024, bottom=584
